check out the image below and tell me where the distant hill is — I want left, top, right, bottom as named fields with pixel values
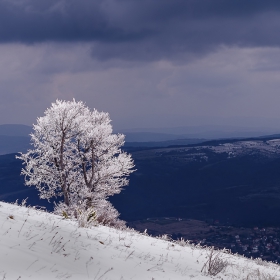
left=124, top=138, right=206, bottom=147
left=0, top=124, right=32, bottom=136
left=0, top=124, right=32, bottom=155
left=123, top=132, right=185, bottom=142
left=0, top=135, right=31, bottom=155
left=0, top=125, right=206, bottom=153
left=120, top=125, right=280, bottom=139
left=2, top=124, right=279, bottom=152
left=2, top=136, right=280, bottom=227
left=114, top=136, right=280, bottom=226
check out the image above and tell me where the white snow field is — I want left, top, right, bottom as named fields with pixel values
left=1, top=202, right=280, bottom=280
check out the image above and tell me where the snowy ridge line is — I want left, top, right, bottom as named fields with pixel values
left=154, top=138, right=280, bottom=161
left=210, top=140, right=280, bottom=158
left=0, top=201, right=280, bottom=279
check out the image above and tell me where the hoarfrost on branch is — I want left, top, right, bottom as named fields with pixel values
left=17, top=99, right=135, bottom=226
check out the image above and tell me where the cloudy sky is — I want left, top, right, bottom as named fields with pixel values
left=1, top=0, right=280, bottom=132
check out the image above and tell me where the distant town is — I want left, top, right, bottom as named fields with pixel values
left=194, top=224, right=280, bottom=263
left=130, top=217, right=280, bottom=263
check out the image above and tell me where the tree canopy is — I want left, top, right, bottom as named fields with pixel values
left=17, top=100, right=135, bottom=226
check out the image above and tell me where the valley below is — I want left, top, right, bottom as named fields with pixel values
left=129, top=217, right=280, bottom=262
left=2, top=134, right=280, bottom=262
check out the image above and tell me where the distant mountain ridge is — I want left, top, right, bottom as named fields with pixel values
left=0, top=135, right=31, bottom=155
left=0, top=125, right=32, bottom=155
left=0, top=124, right=32, bottom=136
left=1, top=123, right=280, bottom=154
left=2, top=135, right=280, bottom=227
left=119, top=124, right=280, bottom=139
left=1, top=123, right=279, bottom=139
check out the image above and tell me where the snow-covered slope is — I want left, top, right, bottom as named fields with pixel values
left=0, top=202, right=280, bottom=279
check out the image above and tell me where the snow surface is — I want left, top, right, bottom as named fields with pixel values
left=1, top=202, right=280, bottom=279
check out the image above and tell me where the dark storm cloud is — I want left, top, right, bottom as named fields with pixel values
left=2, top=0, right=280, bottom=60
left=0, top=0, right=151, bottom=42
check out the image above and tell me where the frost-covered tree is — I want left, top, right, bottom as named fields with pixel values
left=17, top=100, right=134, bottom=226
